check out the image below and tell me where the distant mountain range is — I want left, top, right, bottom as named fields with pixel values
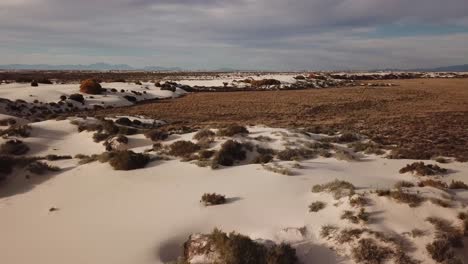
left=413, top=64, right=468, bottom=72
left=0, top=63, right=182, bottom=71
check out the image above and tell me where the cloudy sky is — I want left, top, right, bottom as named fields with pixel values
left=1, top=0, right=468, bottom=70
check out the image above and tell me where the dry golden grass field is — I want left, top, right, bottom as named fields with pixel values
left=92, top=78, right=468, bottom=161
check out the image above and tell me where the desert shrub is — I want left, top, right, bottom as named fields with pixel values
left=341, top=210, right=361, bottom=224
left=80, top=79, right=103, bottom=94
left=59, top=95, right=67, bottom=101
left=45, top=154, right=72, bottom=161
left=108, top=150, right=150, bottom=170
left=115, top=117, right=133, bottom=126
left=135, top=81, right=142, bottom=85
left=0, top=124, right=32, bottom=137
left=250, top=79, right=281, bottom=87
left=0, top=118, right=16, bottom=126
left=334, top=149, right=357, bottom=161
left=169, top=141, right=200, bottom=158
left=201, top=193, right=226, bottom=206
left=277, top=148, right=316, bottom=161
left=193, top=129, right=215, bottom=141
left=123, top=95, right=137, bottom=102
left=144, top=129, right=168, bottom=141
left=429, top=198, right=452, bottom=208
left=449, top=180, right=468, bottom=190
left=426, top=217, right=464, bottom=248
left=389, top=189, right=425, bottom=207
left=93, top=132, right=110, bottom=143
left=349, top=194, right=369, bottom=207
left=217, top=125, right=249, bottom=137
left=418, top=179, right=448, bottom=190
left=394, top=181, right=415, bottom=188
left=320, top=225, right=339, bottom=239
left=311, top=179, right=355, bottom=199
left=434, top=157, right=449, bottom=164
left=262, top=164, right=293, bottom=175
left=26, top=161, right=60, bottom=175
left=252, top=154, right=273, bottom=164
left=399, top=162, right=447, bottom=176
left=387, top=148, right=433, bottom=160
left=189, top=229, right=298, bottom=264
left=117, top=126, right=138, bottom=135
left=349, top=141, right=385, bottom=155
left=309, top=201, right=326, bottom=212
left=0, top=139, right=29, bottom=155
left=336, top=228, right=366, bottom=244
left=352, top=238, right=393, bottom=264
left=198, top=150, right=215, bottom=160
left=376, top=189, right=391, bottom=196
left=196, top=136, right=214, bottom=149
left=69, top=93, right=85, bottom=103
left=212, top=140, right=246, bottom=167
left=30, top=80, right=39, bottom=87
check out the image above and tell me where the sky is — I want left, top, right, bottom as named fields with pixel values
left=1, top=0, right=468, bottom=70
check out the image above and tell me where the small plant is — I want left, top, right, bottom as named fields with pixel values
left=394, top=181, right=415, bottom=188
left=399, top=162, right=447, bottom=176
left=349, top=194, right=368, bottom=207
left=193, top=129, right=215, bottom=141
left=311, top=179, right=355, bottom=199
left=336, top=228, right=366, bottom=244
left=389, top=189, right=425, bottom=207
left=80, top=79, right=103, bottom=94
left=169, top=141, right=200, bottom=158
left=144, top=129, right=168, bottom=141
left=0, top=125, right=32, bottom=137
left=0, top=139, right=29, bottom=155
left=309, top=201, right=326, bottom=212
left=262, top=163, right=293, bottom=176
left=449, top=180, right=468, bottom=190
left=108, top=150, right=150, bottom=170
left=31, top=80, right=38, bottom=87
left=320, top=225, right=338, bottom=239
left=277, top=148, right=316, bottom=161
left=201, top=193, right=226, bottom=206
left=429, top=198, right=452, bottom=208
left=69, top=93, right=85, bottom=103
left=334, top=149, right=358, bottom=161
left=212, top=140, right=247, bottom=167
left=418, top=179, right=448, bottom=190
left=26, top=161, right=60, bottom=175
left=352, top=238, right=394, bottom=264
left=216, top=124, right=249, bottom=137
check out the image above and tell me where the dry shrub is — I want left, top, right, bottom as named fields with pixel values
left=389, top=189, right=425, bottom=207
left=186, top=228, right=298, bottom=264
left=144, top=129, right=169, bottom=141
left=320, top=225, right=338, bottom=239
left=425, top=216, right=464, bottom=263
left=252, top=154, right=273, bottom=164
left=193, top=129, right=215, bottom=141
left=115, top=117, right=133, bottom=126
left=0, top=125, right=32, bottom=137
left=212, top=140, right=246, bottom=167
left=80, top=79, right=103, bottom=94
left=31, top=80, right=38, bottom=87
left=45, top=154, right=72, bottom=161
left=201, top=193, right=226, bottom=206
left=394, top=181, right=415, bottom=188
left=216, top=124, right=249, bottom=137
left=418, top=179, right=448, bottom=190
left=108, top=150, right=150, bottom=170
left=26, top=161, right=60, bottom=175
left=0, top=118, right=17, bottom=126
left=349, top=194, right=369, bottom=207
left=349, top=141, right=385, bottom=155
left=69, top=93, right=85, bottom=103
left=341, top=208, right=369, bottom=224
left=262, top=163, right=293, bottom=176
left=352, top=238, right=394, bottom=264
left=336, top=228, right=366, bottom=244
left=387, top=148, right=433, bottom=160
left=311, top=179, right=355, bottom=199
left=429, top=198, right=452, bottom=208
left=169, top=141, right=200, bottom=158
left=399, top=162, right=447, bottom=176
left=250, top=79, right=281, bottom=87
left=0, top=139, right=29, bottom=155
left=334, top=149, right=357, bottom=161
left=309, top=201, right=326, bottom=212
left=93, top=132, right=110, bottom=143
left=277, top=148, right=316, bottom=161
left=198, top=149, right=215, bottom=160
left=449, top=180, right=468, bottom=190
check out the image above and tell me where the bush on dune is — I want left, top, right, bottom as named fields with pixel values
left=169, top=141, right=200, bottom=158
left=216, top=124, right=249, bottom=137
left=399, top=162, right=447, bottom=176
left=108, top=150, right=150, bottom=170
left=193, top=129, right=215, bottom=141
left=144, top=129, right=169, bottom=141
left=201, top=193, right=226, bottom=206
left=0, top=139, right=30, bottom=155
left=80, top=79, right=103, bottom=95
left=212, top=140, right=247, bottom=168
left=0, top=124, right=32, bottom=138
left=26, top=161, right=60, bottom=175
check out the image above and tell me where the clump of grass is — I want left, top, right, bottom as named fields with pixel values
left=429, top=198, right=452, bottom=208
left=394, top=181, right=415, bottom=188
left=352, top=238, right=394, bottom=264
left=277, top=148, right=316, bottom=161
left=417, top=179, right=447, bottom=190
left=320, top=225, right=338, bottom=239
left=425, top=216, right=464, bottom=262
left=193, top=129, right=215, bottom=141
left=389, top=189, right=425, bottom=207
left=399, top=162, right=447, bottom=176
left=26, top=161, right=60, bottom=175
left=169, top=141, right=200, bottom=158
left=201, top=193, right=226, bottom=206
left=262, top=163, right=293, bottom=176
left=212, top=140, right=247, bottom=168
left=108, top=150, right=150, bottom=170
left=334, top=149, right=358, bottom=161
left=309, top=201, right=326, bottom=212
left=336, top=228, right=366, bottom=244
left=341, top=208, right=369, bottom=224
left=216, top=124, right=249, bottom=137
left=349, top=141, right=385, bottom=155
left=0, top=139, right=30, bottom=155
left=311, top=179, right=355, bottom=199
left=349, top=194, right=369, bottom=207
left=449, top=180, right=468, bottom=190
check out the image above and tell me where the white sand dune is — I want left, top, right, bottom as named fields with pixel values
left=1, top=120, right=467, bottom=264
